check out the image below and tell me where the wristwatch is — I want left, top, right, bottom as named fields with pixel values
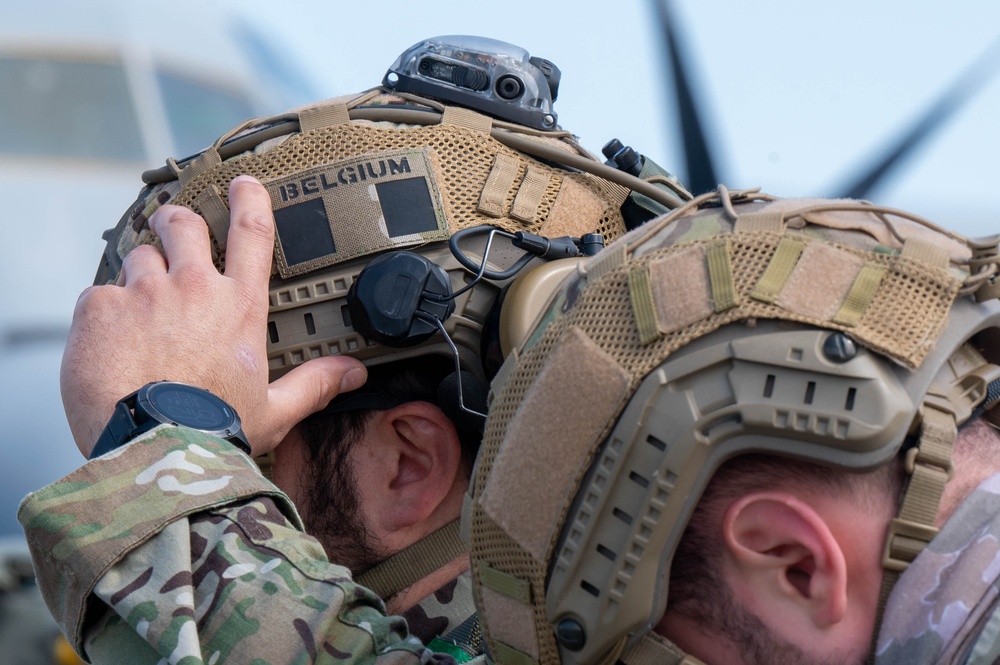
left=89, top=381, right=251, bottom=459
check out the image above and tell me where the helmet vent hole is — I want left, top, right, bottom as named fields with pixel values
left=804, top=381, right=816, bottom=405
left=304, top=313, right=316, bottom=336
left=646, top=434, right=667, bottom=451
left=612, top=508, right=634, bottom=525
left=268, top=321, right=279, bottom=344
left=628, top=471, right=650, bottom=489
left=763, top=374, right=776, bottom=398
left=580, top=580, right=601, bottom=598
left=596, top=544, right=617, bottom=561
left=845, top=387, right=857, bottom=411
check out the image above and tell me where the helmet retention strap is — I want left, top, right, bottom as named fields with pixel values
left=354, top=519, right=466, bottom=599
left=868, top=403, right=957, bottom=663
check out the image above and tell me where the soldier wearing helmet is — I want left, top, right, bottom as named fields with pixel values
left=19, top=36, right=687, bottom=663
left=466, top=186, right=1000, bottom=665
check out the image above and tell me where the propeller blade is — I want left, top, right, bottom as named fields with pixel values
left=652, top=0, right=720, bottom=194
left=833, top=35, right=1000, bottom=200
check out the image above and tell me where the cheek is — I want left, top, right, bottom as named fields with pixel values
left=345, top=444, right=381, bottom=502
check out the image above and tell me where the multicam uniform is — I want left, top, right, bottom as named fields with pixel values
left=877, top=472, right=1000, bottom=664
left=17, top=426, right=461, bottom=665
left=22, top=425, right=1000, bottom=665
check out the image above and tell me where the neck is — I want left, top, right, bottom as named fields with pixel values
left=937, top=418, right=1000, bottom=527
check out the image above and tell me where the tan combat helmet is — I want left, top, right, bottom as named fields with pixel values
left=94, top=35, right=689, bottom=600
left=466, top=186, right=1000, bottom=665
left=96, top=34, right=689, bottom=421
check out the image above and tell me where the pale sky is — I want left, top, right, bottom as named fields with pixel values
left=238, top=0, right=1000, bottom=236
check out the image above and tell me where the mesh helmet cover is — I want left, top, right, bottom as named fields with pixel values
left=467, top=189, right=1000, bottom=665
left=96, top=91, right=630, bottom=380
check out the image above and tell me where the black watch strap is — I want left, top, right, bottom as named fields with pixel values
left=89, top=382, right=251, bottom=460
left=89, top=391, right=151, bottom=459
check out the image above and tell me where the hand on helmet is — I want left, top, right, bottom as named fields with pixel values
left=61, top=175, right=367, bottom=458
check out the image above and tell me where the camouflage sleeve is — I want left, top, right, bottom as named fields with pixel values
left=17, top=426, right=450, bottom=665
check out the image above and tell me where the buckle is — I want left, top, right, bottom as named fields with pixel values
left=882, top=517, right=939, bottom=572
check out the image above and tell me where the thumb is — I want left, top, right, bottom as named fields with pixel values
left=260, top=356, right=368, bottom=449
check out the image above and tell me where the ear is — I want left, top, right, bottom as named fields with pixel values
left=722, top=491, right=848, bottom=630
left=360, top=401, right=464, bottom=536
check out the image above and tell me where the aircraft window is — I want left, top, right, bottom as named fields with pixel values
left=156, top=70, right=255, bottom=159
left=0, top=55, right=145, bottom=161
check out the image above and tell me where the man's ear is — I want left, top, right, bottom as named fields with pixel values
left=362, top=401, right=464, bottom=535
left=722, top=491, right=848, bottom=630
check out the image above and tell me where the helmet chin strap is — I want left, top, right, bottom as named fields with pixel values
left=619, top=632, right=706, bottom=665
left=354, top=519, right=467, bottom=600
left=868, top=402, right=957, bottom=663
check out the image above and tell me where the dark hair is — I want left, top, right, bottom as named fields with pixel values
left=297, top=355, right=483, bottom=476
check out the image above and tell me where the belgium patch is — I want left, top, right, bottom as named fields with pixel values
left=264, top=148, right=448, bottom=278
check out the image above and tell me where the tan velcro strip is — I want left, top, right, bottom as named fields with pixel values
left=776, top=242, right=866, bottom=321
left=480, top=586, right=540, bottom=660
left=750, top=235, right=806, bottom=304
left=649, top=245, right=713, bottom=334
left=833, top=262, right=888, bottom=327
left=494, top=641, right=540, bottom=665
left=179, top=147, right=222, bottom=187
left=542, top=178, right=605, bottom=238
left=477, top=561, right=531, bottom=602
left=298, top=104, right=350, bottom=132
left=480, top=326, right=631, bottom=561
left=478, top=153, right=520, bottom=217
left=706, top=237, right=738, bottom=312
left=442, top=105, right=493, bottom=134
left=629, top=264, right=660, bottom=345
left=511, top=166, right=549, bottom=222
left=585, top=239, right=627, bottom=281
left=734, top=209, right=785, bottom=234
left=194, top=185, right=231, bottom=252
left=902, top=236, right=951, bottom=269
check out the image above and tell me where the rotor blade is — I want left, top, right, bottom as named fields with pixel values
left=652, top=0, right=720, bottom=194
left=833, top=35, right=1000, bottom=200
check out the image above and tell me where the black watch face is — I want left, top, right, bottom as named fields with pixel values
left=146, top=383, right=237, bottom=431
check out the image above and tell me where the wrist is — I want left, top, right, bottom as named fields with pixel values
left=89, top=382, right=250, bottom=459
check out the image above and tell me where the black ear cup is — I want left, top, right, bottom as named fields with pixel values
left=347, top=251, right=455, bottom=347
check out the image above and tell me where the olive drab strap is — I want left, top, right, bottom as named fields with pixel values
left=354, top=519, right=467, bottom=599
left=869, top=403, right=958, bottom=663
left=618, top=633, right=706, bottom=665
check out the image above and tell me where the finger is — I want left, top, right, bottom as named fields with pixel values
left=224, top=176, right=276, bottom=289
left=119, top=244, right=168, bottom=286
left=258, top=356, right=368, bottom=447
left=149, top=205, right=213, bottom=274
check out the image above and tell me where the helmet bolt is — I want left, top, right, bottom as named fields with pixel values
left=823, top=332, right=859, bottom=363
left=556, top=618, right=587, bottom=651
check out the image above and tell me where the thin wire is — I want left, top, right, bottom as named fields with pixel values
left=417, top=313, right=487, bottom=422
